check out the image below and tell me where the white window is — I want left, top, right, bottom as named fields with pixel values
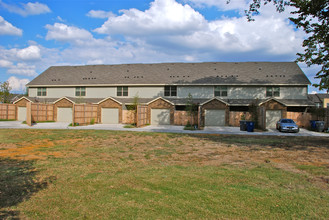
left=214, top=86, right=227, bottom=97
left=37, top=88, right=47, bottom=96
left=75, top=87, right=86, bottom=96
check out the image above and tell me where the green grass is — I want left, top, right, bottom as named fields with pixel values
left=0, top=129, right=329, bottom=219
left=0, top=119, right=16, bottom=121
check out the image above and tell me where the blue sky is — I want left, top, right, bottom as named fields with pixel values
left=0, top=0, right=322, bottom=93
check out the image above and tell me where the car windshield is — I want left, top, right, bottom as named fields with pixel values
left=281, top=119, right=294, bottom=123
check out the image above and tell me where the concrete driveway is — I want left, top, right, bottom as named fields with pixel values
left=0, top=121, right=328, bottom=137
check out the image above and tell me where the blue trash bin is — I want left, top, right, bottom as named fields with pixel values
left=246, top=121, right=254, bottom=132
left=310, top=120, right=317, bottom=130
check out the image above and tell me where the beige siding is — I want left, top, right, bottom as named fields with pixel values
left=128, top=87, right=164, bottom=98
left=87, top=87, right=116, bottom=98
left=28, top=88, right=37, bottom=97
left=280, top=87, right=307, bottom=99
left=178, top=86, right=213, bottom=99
left=229, top=87, right=266, bottom=99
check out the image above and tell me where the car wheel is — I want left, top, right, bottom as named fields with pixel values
left=279, top=127, right=282, bottom=132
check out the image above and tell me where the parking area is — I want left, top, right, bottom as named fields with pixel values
left=0, top=121, right=328, bottom=137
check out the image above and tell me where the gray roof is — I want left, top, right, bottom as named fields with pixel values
left=27, top=62, right=311, bottom=87
left=308, top=93, right=329, bottom=104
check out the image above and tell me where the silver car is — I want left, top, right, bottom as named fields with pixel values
left=276, top=119, right=299, bottom=133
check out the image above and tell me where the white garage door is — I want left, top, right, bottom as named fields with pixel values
left=17, top=107, right=27, bottom=121
left=205, top=109, right=226, bottom=126
left=151, top=109, right=170, bottom=125
left=57, top=107, right=73, bottom=122
left=101, top=108, right=119, bottom=124
left=266, top=110, right=282, bottom=128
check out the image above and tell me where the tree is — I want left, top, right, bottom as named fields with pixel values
left=0, top=81, right=12, bottom=103
left=185, top=93, right=197, bottom=125
left=237, top=0, right=329, bottom=92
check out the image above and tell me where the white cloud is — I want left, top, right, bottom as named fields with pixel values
left=94, top=0, right=207, bottom=36
left=93, top=0, right=304, bottom=58
left=45, top=23, right=93, bottom=43
left=0, top=1, right=51, bottom=16
left=7, top=76, right=29, bottom=92
left=16, top=45, right=41, bottom=61
left=7, top=63, right=37, bottom=76
left=0, top=16, right=22, bottom=36
left=87, top=10, right=115, bottom=19
left=0, top=59, right=13, bottom=68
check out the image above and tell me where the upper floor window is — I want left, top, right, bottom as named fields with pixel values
left=37, top=87, right=47, bottom=96
left=164, top=86, right=177, bottom=96
left=214, top=86, right=227, bottom=97
left=117, top=86, right=128, bottom=96
left=75, top=87, right=86, bottom=96
left=266, top=87, right=280, bottom=97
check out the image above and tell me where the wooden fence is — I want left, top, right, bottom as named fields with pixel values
left=174, top=111, right=198, bottom=125
left=31, top=103, right=54, bottom=122
left=286, top=112, right=313, bottom=128
left=122, top=110, right=135, bottom=124
left=73, top=104, right=98, bottom=125
left=136, top=105, right=148, bottom=127
left=0, top=104, right=16, bottom=120
left=229, top=112, right=252, bottom=127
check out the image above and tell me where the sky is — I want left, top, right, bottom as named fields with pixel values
left=0, top=0, right=323, bottom=94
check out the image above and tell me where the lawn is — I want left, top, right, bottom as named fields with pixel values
left=0, top=129, right=329, bottom=219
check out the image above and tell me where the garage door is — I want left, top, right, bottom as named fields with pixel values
left=151, top=109, right=170, bottom=125
left=17, top=107, right=26, bottom=121
left=57, top=107, right=73, bottom=122
left=205, top=109, right=226, bottom=126
left=266, top=110, right=281, bottom=128
left=101, top=108, right=119, bottom=124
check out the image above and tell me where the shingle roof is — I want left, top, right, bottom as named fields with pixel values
left=27, top=62, right=311, bottom=87
left=308, top=93, right=329, bottom=104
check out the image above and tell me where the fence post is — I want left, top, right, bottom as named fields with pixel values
left=72, top=104, right=75, bottom=126
left=26, top=102, right=32, bottom=126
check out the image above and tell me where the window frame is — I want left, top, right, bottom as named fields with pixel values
left=164, top=86, right=177, bottom=97
left=266, top=86, right=280, bottom=97
left=117, top=86, right=128, bottom=96
left=214, top=86, right=228, bottom=97
left=37, top=87, right=47, bottom=96
left=75, top=87, right=86, bottom=97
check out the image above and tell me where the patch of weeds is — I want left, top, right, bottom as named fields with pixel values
left=124, top=124, right=136, bottom=128
left=128, top=154, right=134, bottom=160
left=0, top=119, right=16, bottom=121
left=295, top=164, right=329, bottom=176
left=144, top=153, right=151, bottom=160
left=264, top=159, right=271, bottom=163
left=68, top=123, right=79, bottom=126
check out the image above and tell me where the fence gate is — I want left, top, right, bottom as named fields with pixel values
left=73, top=104, right=98, bottom=125
left=31, top=103, right=54, bottom=122
left=136, top=105, right=148, bottom=127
